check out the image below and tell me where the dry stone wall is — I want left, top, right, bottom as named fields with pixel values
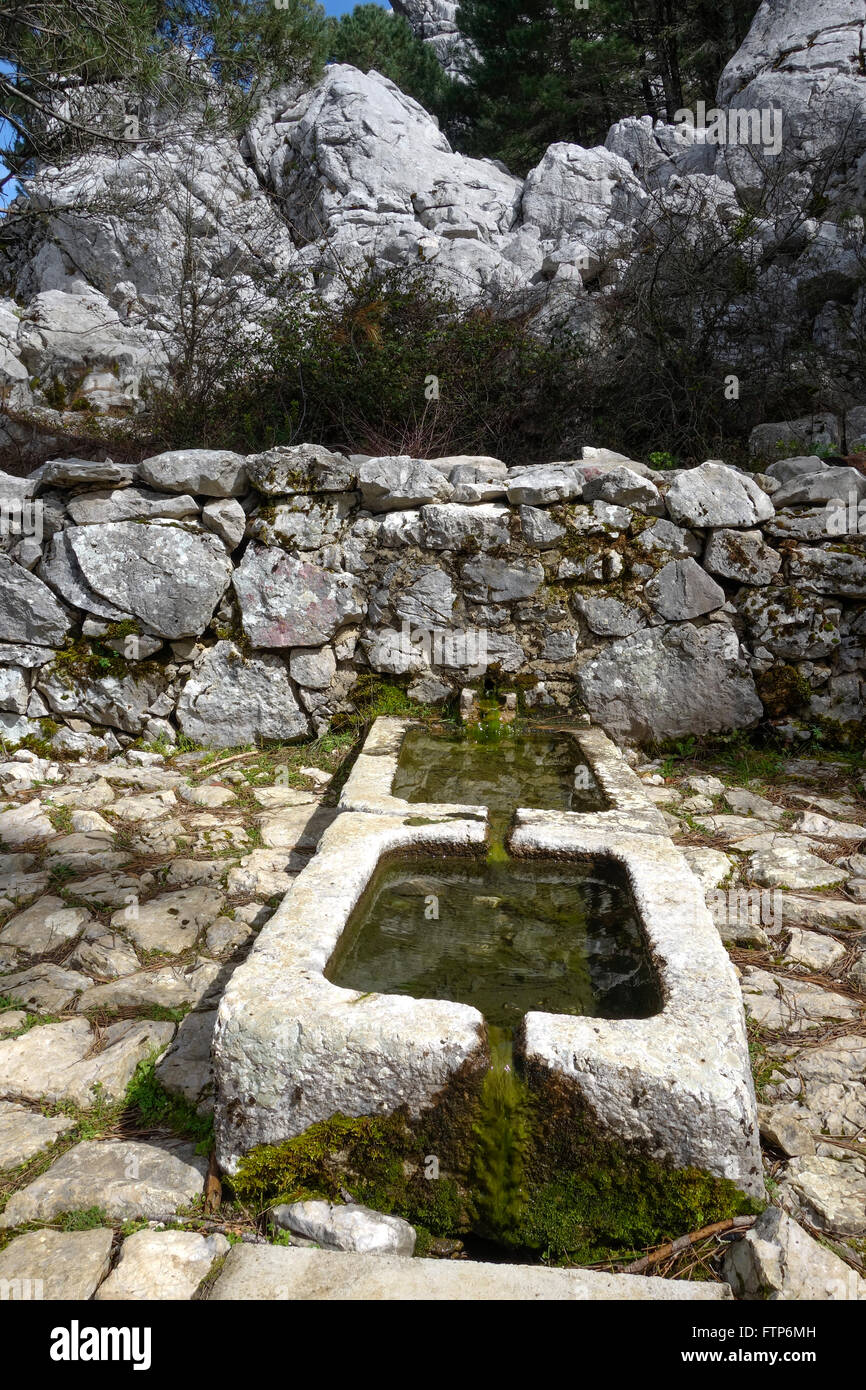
left=0, top=445, right=863, bottom=750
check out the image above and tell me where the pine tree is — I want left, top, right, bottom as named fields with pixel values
left=325, top=4, right=449, bottom=118
left=1, top=0, right=329, bottom=175
left=453, top=0, right=760, bottom=175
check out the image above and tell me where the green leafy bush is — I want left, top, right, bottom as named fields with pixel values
left=146, top=264, right=586, bottom=464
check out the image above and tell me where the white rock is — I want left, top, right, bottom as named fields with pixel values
left=0, top=963, right=90, bottom=1013
left=0, top=1228, right=114, bottom=1299
left=783, top=929, right=847, bottom=974
left=272, top=1200, right=416, bottom=1256
left=177, top=641, right=312, bottom=747
left=111, top=888, right=223, bottom=955
left=0, top=895, right=90, bottom=956
left=208, top=1243, right=731, bottom=1300
left=724, top=1207, right=865, bottom=1300
left=777, top=1155, right=866, bottom=1238
left=74, top=961, right=220, bottom=1014
left=359, top=456, right=453, bottom=512
left=505, top=464, right=582, bottom=506
left=155, top=1009, right=217, bottom=1111
left=0, top=801, right=56, bottom=846
left=137, top=449, right=248, bottom=497
left=0, top=1101, right=76, bottom=1170
left=748, top=844, right=849, bottom=891
left=704, top=529, right=782, bottom=586
left=577, top=624, right=761, bottom=743
left=0, top=1139, right=207, bottom=1227
left=0, top=1016, right=174, bottom=1108
left=96, top=1229, right=229, bottom=1300
left=740, top=968, right=861, bottom=1034
left=201, top=498, right=246, bottom=549
left=791, top=811, right=866, bottom=842
left=645, top=557, right=726, bottom=621
left=665, top=462, right=775, bottom=529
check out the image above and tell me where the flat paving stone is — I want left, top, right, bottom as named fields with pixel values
left=95, top=1229, right=229, bottom=1301
left=207, top=1245, right=732, bottom=1300
left=791, top=811, right=866, bottom=842
left=75, top=960, right=221, bottom=1013
left=778, top=1155, right=866, bottom=1238
left=0, top=895, right=91, bottom=957
left=250, top=787, right=318, bottom=810
left=44, top=835, right=127, bottom=870
left=777, top=896, right=866, bottom=932
left=0, top=1100, right=75, bottom=1170
left=693, top=814, right=784, bottom=841
left=110, top=790, right=178, bottom=821
left=0, top=802, right=55, bottom=846
left=165, top=859, right=227, bottom=887
left=0, top=964, right=90, bottom=1013
left=681, top=847, right=733, bottom=892
left=764, top=1034, right=866, bottom=1137
left=226, top=850, right=301, bottom=898
left=740, top=968, right=862, bottom=1034
left=0, top=871, right=49, bottom=905
left=67, top=872, right=141, bottom=908
left=0, top=1228, right=114, bottom=1299
left=748, top=844, right=849, bottom=891
left=0, top=1017, right=174, bottom=1108
left=258, top=806, right=337, bottom=853
left=783, top=929, right=847, bottom=974
left=204, top=917, right=254, bottom=958
left=125, top=819, right=187, bottom=856
left=177, top=784, right=236, bottom=808
left=0, top=1139, right=207, bottom=1227
left=67, top=924, right=141, bottom=979
left=154, top=1010, right=216, bottom=1112
left=47, top=780, right=115, bottom=809
left=723, top=788, right=784, bottom=823
left=112, top=887, right=223, bottom=955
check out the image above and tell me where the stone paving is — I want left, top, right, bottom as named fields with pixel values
left=639, top=751, right=866, bottom=1269
left=0, top=735, right=864, bottom=1299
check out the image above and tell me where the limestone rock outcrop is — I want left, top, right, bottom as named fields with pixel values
left=1, top=0, right=864, bottom=433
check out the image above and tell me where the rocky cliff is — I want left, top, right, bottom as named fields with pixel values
left=1, top=2, right=864, bottom=441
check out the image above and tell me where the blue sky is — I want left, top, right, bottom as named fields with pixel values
left=326, top=1, right=388, bottom=12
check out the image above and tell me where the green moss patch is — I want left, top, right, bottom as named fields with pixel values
left=229, top=1060, right=760, bottom=1266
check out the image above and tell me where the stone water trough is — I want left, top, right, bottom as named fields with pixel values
left=213, top=718, right=763, bottom=1199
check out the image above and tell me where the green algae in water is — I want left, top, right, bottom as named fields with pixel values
left=392, top=726, right=605, bottom=845
left=470, top=1026, right=533, bottom=1244
left=326, top=855, right=661, bottom=1028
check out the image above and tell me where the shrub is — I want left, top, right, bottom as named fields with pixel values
left=145, top=264, right=587, bottom=464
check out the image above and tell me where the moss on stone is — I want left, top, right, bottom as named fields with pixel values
left=50, top=635, right=162, bottom=688
left=756, top=664, right=812, bottom=718
left=228, top=1057, right=760, bottom=1265
left=51, top=638, right=126, bottom=686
